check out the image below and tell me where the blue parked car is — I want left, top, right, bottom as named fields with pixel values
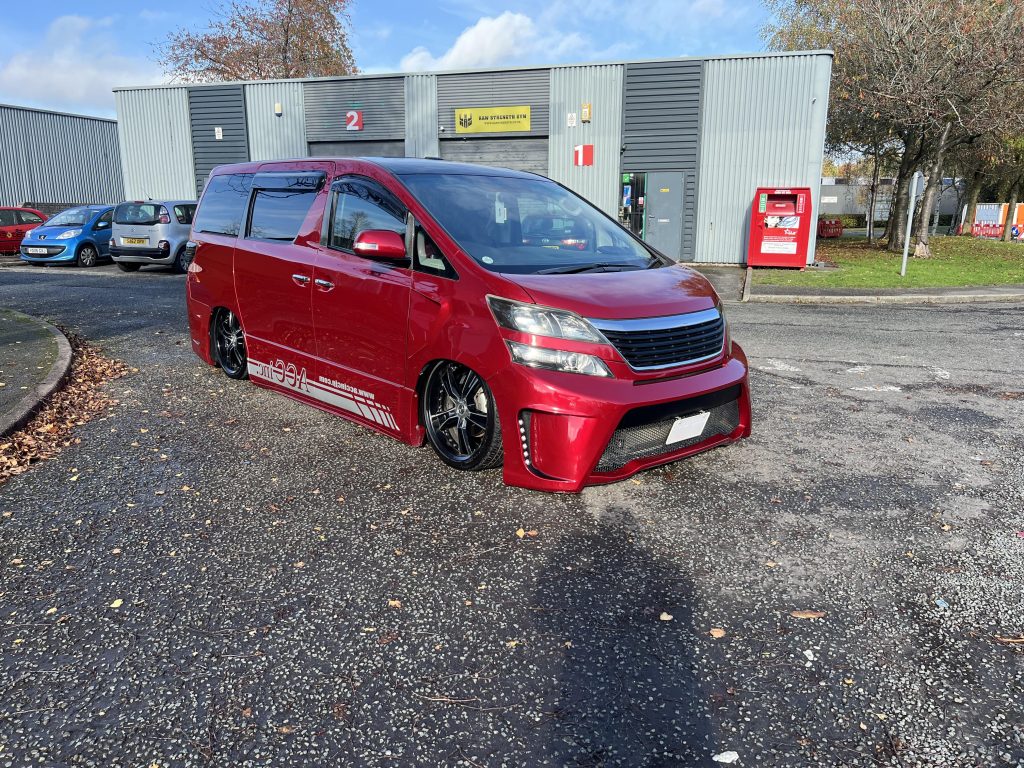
left=19, top=205, right=114, bottom=267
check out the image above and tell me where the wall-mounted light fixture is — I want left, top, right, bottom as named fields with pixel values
left=274, top=102, right=283, bottom=118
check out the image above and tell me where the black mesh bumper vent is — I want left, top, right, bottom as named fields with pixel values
left=595, top=396, right=740, bottom=473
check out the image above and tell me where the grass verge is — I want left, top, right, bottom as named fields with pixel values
left=754, top=236, right=1024, bottom=289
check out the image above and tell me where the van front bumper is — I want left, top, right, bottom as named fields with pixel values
left=493, top=344, right=751, bottom=492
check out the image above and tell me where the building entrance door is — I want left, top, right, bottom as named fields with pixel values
left=644, top=172, right=685, bottom=259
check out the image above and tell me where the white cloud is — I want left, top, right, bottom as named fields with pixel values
left=0, top=15, right=164, bottom=116
left=400, top=11, right=586, bottom=71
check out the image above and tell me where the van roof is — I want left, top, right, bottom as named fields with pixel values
left=208, top=157, right=542, bottom=180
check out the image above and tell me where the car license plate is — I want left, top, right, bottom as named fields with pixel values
left=665, top=411, right=710, bottom=445
left=25, top=247, right=48, bottom=254
left=124, top=237, right=147, bottom=245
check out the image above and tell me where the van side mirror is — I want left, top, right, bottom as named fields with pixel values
left=353, top=229, right=407, bottom=262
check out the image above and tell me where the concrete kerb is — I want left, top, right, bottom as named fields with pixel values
left=0, top=312, right=73, bottom=437
left=747, top=292, right=1024, bottom=305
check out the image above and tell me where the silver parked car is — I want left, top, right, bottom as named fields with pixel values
left=110, top=200, right=197, bottom=273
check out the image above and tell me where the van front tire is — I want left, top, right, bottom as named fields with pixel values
left=421, top=361, right=503, bottom=471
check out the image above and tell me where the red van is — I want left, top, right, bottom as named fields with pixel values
left=186, top=158, right=751, bottom=492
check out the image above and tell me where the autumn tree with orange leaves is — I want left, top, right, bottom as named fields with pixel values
left=154, top=0, right=357, bottom=82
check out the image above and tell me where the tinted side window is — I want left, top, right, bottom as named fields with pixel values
left=248, top=190, right=318, bottom=241
left=414, top=224, right=457, bottom=280
left=330, top=179, right=406, bottom=252
left=174, top=205, right=196, bottom=225
left=18, top=211, right=44, bottom=224
left=193, top=174, right=254, bottom=236
left=0, top=210, right=16, bottom=227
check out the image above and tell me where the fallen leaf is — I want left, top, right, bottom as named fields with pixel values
left=109, top=598, right=123, bottom=609
left=276, top=724, right=296, bottom=734
left=387, top=599, right=402, bottom=609
left=659, top=612, right=673, bottom=622
left=506, top=639, right=519, bottom=648
left=710, top=627, right=726, bottom=638
left=293, top=561, right=305, bottom=569
left=45, top=607, right=57, bottom=615
left=791, top=610, right=826, bottom=620
left=765, top=560, right=778, bottom=568
left=241, top=707, right=253, bottom=718
left=515, top=528, right=526, bottom=539
left=526, top=530, right=538, bottom=537
left=111, top=547, right=122, bottom=555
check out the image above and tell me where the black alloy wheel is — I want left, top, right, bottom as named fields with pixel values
left=421, top=361, right=503, bottom=470
left=77, top=244, right=98, bottom=267
left=214, top=309, right=248, bottom=380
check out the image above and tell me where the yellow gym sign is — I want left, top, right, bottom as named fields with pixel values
left=455, top=105, right=531, bottom=134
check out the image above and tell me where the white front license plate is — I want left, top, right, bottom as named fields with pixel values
left=665, top=411, right=711, bottom=445
left=25, top=247, right=48, bottom=254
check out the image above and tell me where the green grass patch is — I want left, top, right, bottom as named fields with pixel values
left=754, top=237, right=1024, bottom=289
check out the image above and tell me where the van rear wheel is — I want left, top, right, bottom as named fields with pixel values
left=213, top=309, right=248, bottom=380
left=421, top=361, right=502, bottom=471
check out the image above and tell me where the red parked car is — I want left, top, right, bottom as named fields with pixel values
left=0, top=207, right=46, bottom=253
left=186, top=159, right=751, bottom=492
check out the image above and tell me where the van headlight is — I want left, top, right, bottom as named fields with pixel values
left=56, top=229, right=82, bottom=240
left=506, top=341, right=612, bottom=377
left=487, top=296, right=606, bottom=343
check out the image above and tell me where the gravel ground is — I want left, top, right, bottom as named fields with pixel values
left=0, top=263, right=1021, bottom=767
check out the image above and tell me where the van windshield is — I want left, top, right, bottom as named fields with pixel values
left=115, top=203, right=160, bottom=226
left=398, top=173, right=660, bottom=275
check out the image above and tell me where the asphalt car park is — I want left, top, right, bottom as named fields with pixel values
left=0, top=264, right=1021, bottom=766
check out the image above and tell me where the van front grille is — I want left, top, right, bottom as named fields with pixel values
left=591, top=308, right=725, bottom=370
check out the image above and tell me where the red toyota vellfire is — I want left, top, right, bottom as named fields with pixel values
left=185, top=158, right=751, bottom=492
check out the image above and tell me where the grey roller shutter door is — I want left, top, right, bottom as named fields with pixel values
left=308, top=140, right=406, bottom=158
left=439, top=138, right=548, bottom=175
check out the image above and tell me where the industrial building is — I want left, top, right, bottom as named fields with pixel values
left=0, top=104, right=123, bottom=214
left=114, top=51, right=832, bottom=265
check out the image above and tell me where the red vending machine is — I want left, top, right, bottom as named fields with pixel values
left=747, top=187, right=812, bottom=268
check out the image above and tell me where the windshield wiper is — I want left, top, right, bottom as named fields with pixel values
left=537, top=262, right=643, bottom=275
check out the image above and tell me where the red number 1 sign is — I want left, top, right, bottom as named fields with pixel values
left=345, top=110, right=363, bottom=131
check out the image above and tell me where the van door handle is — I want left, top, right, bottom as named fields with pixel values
left=292, top=274, right=310, bottom=286
left=314, top=278, right=334, bottom=292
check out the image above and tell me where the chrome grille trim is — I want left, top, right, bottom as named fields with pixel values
left=589, top=307, right=725, bottom=371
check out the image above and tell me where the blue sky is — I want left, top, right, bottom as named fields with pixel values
left=0, top=0, right=769, bottom=117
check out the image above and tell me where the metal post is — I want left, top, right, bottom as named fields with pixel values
left=901, top=171, right=922, bottom=277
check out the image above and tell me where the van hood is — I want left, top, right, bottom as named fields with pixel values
left=497, top=264, right=719, bottom=320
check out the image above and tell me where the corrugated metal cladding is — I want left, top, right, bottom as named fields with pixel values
left=115, top=88, right=195, bottom=201
left=189, top=85, right=250, bottom=197
left=304, top=77, right=405, bottom=143
left=244, top=82, right=306, bottom=161
left=0, top=105, right=123, bottom=207
left=622, top=60, right=703, bottom=260
left=439, top=138, right=548, bottom=175
left=547, top=65, right=623, bottom=217
left=437, top=70, right=549, bottom=137
left=404, top=74, right=438, bottom=158
left=695, top=53, right=832, bottom=264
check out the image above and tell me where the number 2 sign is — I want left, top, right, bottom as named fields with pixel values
left=345, top=110, right=363, bottom=131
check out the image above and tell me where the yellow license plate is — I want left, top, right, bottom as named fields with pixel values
left=124, top=237, right=147, bottom=245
